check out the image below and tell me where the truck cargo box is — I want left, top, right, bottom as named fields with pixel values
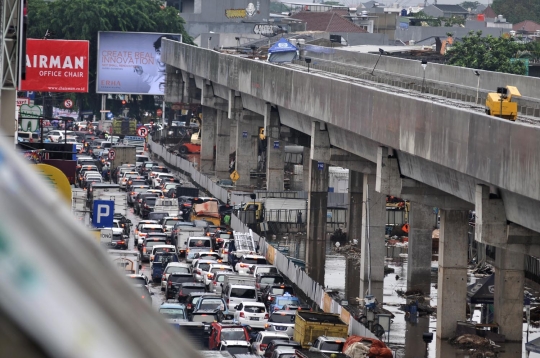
left=176, top=186, right=199, bottom=198
left=293, top=311, right=348, bottom=348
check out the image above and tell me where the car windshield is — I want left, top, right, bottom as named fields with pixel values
left=271, top=287, right=294, bottom=295
left=159, top=308, right=185, bottom=319
left=191, top=314, right=216, bottom=323
left=142, top=228, right=162, bottom=233
left=224, top=346, right=250, bottom=355
left=198, top=254, right=217, bottom=260
left=152, top=167, right=169, bottom=173
left=166, top=266, right=190, bottom=274
left=180, top=286, right=204, bottom=295
left=261, top=277, right=284, bottom=285
left=133, top=187, right=149, bottom=193
left=144, top=197, right=157, bottom=204
left=230, top=288, right=256, bottom=299
left=244, top=305, right=265, bottom=314
left=257, top=267, right=278, bottom=274
left=154, top=247, right=174, bottom=254
left=164, top=219, right=181, bottom=226
left=130, top=180, right=146, bottom=186
left=149, top=213, right=169, bottom=221
left=156, top=255, right=177, bottom=264
left=170, top=275, right=192, bottom=283
left=211, top=267, right=232, bottom=274
left=221, top=329, right=246, bottom=341
left=199, top=298, right=225, bottom=310
left=320, top=342, right=344, bottom=352
left=262, top=336, right=285, bottom=344
left=276, top=298, right=299, bottom=306
left=189, top=239, right=211, bottom=248
left=198, top=263, right=212, bottom=271
left=145, top=241, right=166, bottom=249
left=270, top=313, right=296, bottom=324
left=243, top=257, right=267, bottom=265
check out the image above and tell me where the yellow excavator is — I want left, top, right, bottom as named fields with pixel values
left=485, top=86, right=521, bottom=121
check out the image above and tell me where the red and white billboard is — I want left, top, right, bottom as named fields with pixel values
left=20, top=39, right=89, bottom=93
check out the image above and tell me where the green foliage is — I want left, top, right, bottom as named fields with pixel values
left=446, top=31, right=528, bottom=75
left=412, top=11, right=441, bottom=26
left=443, top=16, right=465, bottom=27
left=492, top=0, right=539, bottom=24
left=27, top=0, right=193, bottom=119
left=460, top=1, right=480, bottom=11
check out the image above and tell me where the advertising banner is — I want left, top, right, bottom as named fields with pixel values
left=96, top=32, right=181, bottom=95
left=20, top=39, right=89, bottom=93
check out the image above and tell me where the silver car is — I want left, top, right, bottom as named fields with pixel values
left=209, top=271, right=236, bottom=294
left=265, top=311, right=296, bottom=338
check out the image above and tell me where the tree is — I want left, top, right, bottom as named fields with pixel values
left=460, top=1, right=480, bottom=11
left=27, top=0, right=194, bottom=120
left=412, top=11, right=441, bottom=27
left=446, top=31, right=527, bottom=75
left=492, top=0, right=540, bottom=24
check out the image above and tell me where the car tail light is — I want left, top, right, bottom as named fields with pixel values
left=207, top=274, right=213, bottom=279
left=187, top=304, right=192, bottom=309
left=162, top=274, right=166, bottom=279
left=213, top=281, right=217, bottom=285
left=260, top=344, right=267, bottom=350
left=240, top=264, right=247, bottom=268
left=239, top=312, right=245, bottom=318
left=226, top=299, right=229, bottom=305
left=274, top=308, right=279, bottom=311
left=264, top=313, right=269, bottom=319
left=143, top=248, right=147, bottom=254
left=268, top=296, right=273, bottom=300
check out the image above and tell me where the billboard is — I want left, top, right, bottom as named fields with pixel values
left=20, top=39, right=89, bottom=93
left=96, top=32, right=181, bottom=95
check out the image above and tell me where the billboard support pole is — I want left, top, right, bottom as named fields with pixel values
left=101, top=94, right=106, bottom=121
left=162, top=99, right=166, bottom=126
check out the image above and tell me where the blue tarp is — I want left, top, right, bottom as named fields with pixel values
left=268, top=37, right=297, bottom=54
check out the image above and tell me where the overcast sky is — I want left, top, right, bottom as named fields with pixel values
left=278, top=0, right=491, bottom=7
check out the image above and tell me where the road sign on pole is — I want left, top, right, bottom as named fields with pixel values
left=230, top=170, right=240, bottom=182
left=137, top=127, right=148, bottom=137
left=92, top=200, right=114, bottom=228
left=156, top=108, right=163, bottom=116
left=64, top=99, right=73, bottom=109
left=108, top=149, right=116, bottom=160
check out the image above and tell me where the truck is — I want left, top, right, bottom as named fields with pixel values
left=107, top=249, right=142, bottom=275
left=98, top=120, right=113, bottom=134
left=154, top=197, right=179, bottom=217
left=191, top=200, right=221, bottom=226
left=109, top=145, right=137, bottom=169
left=243, top=198, right=307, bottom=223
left=93, top=191, right=128, bottom=217
left=175, top=226, right=207, bottom=255
left=293, top=311, right=348, bottom=349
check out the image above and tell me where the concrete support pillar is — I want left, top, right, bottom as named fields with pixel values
left=215, top=110, right=231, bottom=178
left=200, top=106, right=216, bottom=173
left=302, top=147, right=310, bottom=192
left=345, top=257, right=360, bottom=303
left=348, top=170, right=363, bottom=242
left=164, top=65, right=183, bottom=103
left=493, top=248, right=524, bottom=341
left=359, top=174, right=386, bottom=303
left=229, top=91, right=241, bottom=156
left=306, top=121, right=329, bottom=286
left=436, top=210, right=469, bottom=339
left=0, top=90, right=16, bottom=141
left=235, top=110, right=263, bottom=186
left=407, top=202, right=434, bottom=294
left=264, top=104, right=284, bottom=191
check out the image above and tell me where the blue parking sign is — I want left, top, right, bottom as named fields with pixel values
left=317, top=162, right=324, bottom=171
left=92, top=200, right=115, bottom=228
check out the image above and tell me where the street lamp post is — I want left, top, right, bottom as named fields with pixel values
left=474, top=70, right=480, bottom=104
left=235, top=37, right=240, bottom=52
left=370, top=48, right=385, bottom=76
left=421, top=60, right=428, bottom=93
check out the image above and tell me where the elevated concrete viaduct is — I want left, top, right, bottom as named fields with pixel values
left=162, top=40, right=540, bottom=342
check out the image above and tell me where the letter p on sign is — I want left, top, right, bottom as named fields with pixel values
left=92, top=200, right=114, bottom=228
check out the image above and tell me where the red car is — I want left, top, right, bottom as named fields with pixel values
left=208, top=323, right=250, bottom=350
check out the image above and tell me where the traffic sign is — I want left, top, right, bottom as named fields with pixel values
left=137, top=126, right=148, bottom=137
left=64, top=99, right=73, bottom=109
left=230, top=170, right=240, bottom=182
left=92, top=200, right=114, bottom=228
left=317, top=162, right=324, bottom=171
left=108, top=149, right=116, bottom=160
left=156, top=108, right=163, bottom=116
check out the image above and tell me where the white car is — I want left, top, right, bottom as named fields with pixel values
left=119, top=172, right=139, bottom=190
left=251, top=331, right=289, bottom=356
left=218, top=240, right=231, bottom=260
left=48, top=130, right=74, bottom=142
left=135, top=223, right=162, bottom=246
left=191, top=252, right=222, bottom=268
left=149, top=245, right=176, bottom=268
left=205, top=264, right=234, bottom=286
left=235, top=255, right=268, bottom=275
left=152, top=173, right=176, bottom=188
left=160, top=262, right=191, bottom=291
left=192, top=259, right=217, bottom=282
left=233, top=302, right=268, bottom=328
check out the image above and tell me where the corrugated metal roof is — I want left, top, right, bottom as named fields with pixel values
left=433, top=4, right=468, bottom=13
left=291, top=11, right=367, bottom=33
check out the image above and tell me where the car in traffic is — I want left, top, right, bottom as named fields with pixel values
left=205, top=264, right=234, bottom=287
left=192, top=259, right=218, bottom=282
left=160, top=262, right=191, bottom=291
left=195, top=295, right=230, bottom=318
left=235, top=255, right=268, bottom=275
left=141, top=237, right=168, bottom=262
left=165, top=272, right=194, bottom=299
left=208, top=323, right=250, bottom=350
left=149, top=244, right=176, bottom=266
left=256, top=274, right=285, bottom=298
left=177, top=282, right=206, bottom=303
left=261, top=285, right=295, bottom=308
left=158, top=303, right=188, bottom=325
left=133, top=192, right=159, bottom=215
left=140, top=196, right=158, bottom=219
left=251, top=331, right=289, bottom=356
left=233, top=302, right=269, bottom=328
left=268, top=293, right=301, bottom=313
left=159, top=216, right=183, bottom=238
left=152, top=252, right=180, bottom=283
left=190, top=309, right=223, bottom=323
left=308, top=336, right=346, bottom=354
left=263, top=340, right=301, bottom=358
left=186, top=236, right=213, bottom=264
left=209, top=271, right=236, bottom=295
left=185, top=292, right=207, bottom=316
left=127, top=185, right=151, bottom=206
left=265, top=311, right=296, bottom=338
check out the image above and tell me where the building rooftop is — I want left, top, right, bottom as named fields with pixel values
left=513, top=20, right=540, bottom=33
left=291, top=11, right=367, bottom=33
left=431, top=4, right=469, bottom=14
left=482, top=6, right=497, bottom=19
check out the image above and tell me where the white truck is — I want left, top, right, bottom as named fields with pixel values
left=175, top=226, right=207, bottom=256
left=95, top=191, right=128, bottom=217
left=110, top=145, right=137, bottom=168
left=107, top=249, right=142, bottom=275
left=153, top=198, right=179, bottom=217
